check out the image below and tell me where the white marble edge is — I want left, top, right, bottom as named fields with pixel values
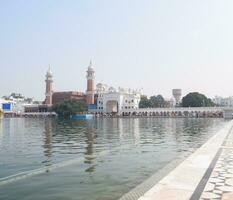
left=138, top=120, right=233, bottom=200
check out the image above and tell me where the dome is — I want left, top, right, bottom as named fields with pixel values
left=87, top=60, right=94, bottom=71
left=109, top=87, right=116, bottom=92
left=96, top=83, right=103, bottom=88
left=96, top=83, right=103, bottom=90
left=46, top=67, right=52, bottom=77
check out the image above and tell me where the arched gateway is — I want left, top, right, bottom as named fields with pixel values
left=106, top=100, right=118, bottom=114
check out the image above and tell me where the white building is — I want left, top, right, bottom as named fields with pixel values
left=165, top=98, right=175, bottom=108
left=94, top=83, right=141, bottom=115
left=1, top=93, right=35, bottom=114
left=213, top=96, right=233, bottom=107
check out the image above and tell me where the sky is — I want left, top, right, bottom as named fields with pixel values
left=1, top=0, right=233, bottom=101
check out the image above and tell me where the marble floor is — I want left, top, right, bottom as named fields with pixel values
left=138, top=121, right=233, bottom=200
left=200, top=128, right=233, bottom=200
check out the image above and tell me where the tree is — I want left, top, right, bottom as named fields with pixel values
left=182, top=92, right=215, bottom=107
left=139, top=95, right=151, bottom=108
left=139, top=94, right=167, bottom=108
left=150, top=95, right=166, bottom=107
left=52, top=99, right=88, bottom=117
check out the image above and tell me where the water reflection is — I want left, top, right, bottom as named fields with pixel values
left=0, top=118, right=227, bottom=200
left=84, top=121, right=97, bottom=173
left=0, top=118, right=3, bottom=141
left=43, top=119, right=53, bottom=166
left=68, top=120, right=97, bottom=173
left=39, top=118, right=220, bottom=170
left=0, top=118, right=11, bottom=146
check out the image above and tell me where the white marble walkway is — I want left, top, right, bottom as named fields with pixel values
left=138, top=121, right=233, bottom=200
left=200, top=126, right=233, bottom=200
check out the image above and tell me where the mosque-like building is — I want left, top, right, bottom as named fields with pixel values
left=95, top=83, right=141, bottom=114
left=44, top=61, right=141, bottom=115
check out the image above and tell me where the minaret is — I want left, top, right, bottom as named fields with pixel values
left=45, top=67, right=53, bottom=105
left=86, top=61, right=95, bottom=105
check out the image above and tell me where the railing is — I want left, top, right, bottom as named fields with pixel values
left=121, top=107, right=226, bottom=113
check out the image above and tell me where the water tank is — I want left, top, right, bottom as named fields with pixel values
left=172, top=89, right=182, bottom=106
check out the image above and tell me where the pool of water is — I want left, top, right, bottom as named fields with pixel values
left=0, top=118, right=227, bottom=200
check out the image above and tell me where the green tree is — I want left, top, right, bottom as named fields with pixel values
left=139, top=94, right=168, bottom=108
left=139, top=95, right=151, bottom=108
left=182, top=92, right=215, bottom=107
left=52, top=99, right=88, bottom=117
left=150, top=95, right=166, bottom=107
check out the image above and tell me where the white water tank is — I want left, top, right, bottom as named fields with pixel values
left=172, top=89, right=182, bottom=106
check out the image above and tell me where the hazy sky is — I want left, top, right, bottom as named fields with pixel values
left=1, top=0, right=233, bottom=100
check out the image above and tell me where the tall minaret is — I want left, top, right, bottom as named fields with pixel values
left=86, top=61, right=95, bottom=105
left=45, top=67, right=53, bottom=105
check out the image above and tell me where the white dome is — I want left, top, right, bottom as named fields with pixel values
left=88, top=66, right=94, bottom=71
left=46, top=67, right=52, bottom=77
left=87, top=60, right=94, bottom=71
left=109, top=87, right=116, bottom=92
left=96, top=83, right=103, bottom=88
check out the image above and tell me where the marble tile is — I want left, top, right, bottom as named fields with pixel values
left=205, top=183, right=215, bottom=191
left=213, top=189, right=223, bottom=194
left=209, top=178, right=224, bottom=183
left=201, top=192, right=221, bottom=199
left=224, top=174, right=233, bottom=178
left=222, top=192, right=233, bottom=200
left=216, top=186, right=233, bottom=192
left=226, top=178, right=233, bottom=186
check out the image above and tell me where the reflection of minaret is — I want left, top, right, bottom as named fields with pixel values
left=85, top=121, right=96, bottom=160
left=43, top=119, right=53, bottom=165
left=84, top=121, right=96, bottom=173
left=132, top=118, right=140, bottom=145
left=86, top=61, right=95, bottom=105
left=45, top=67, right=53, bottom=105
left=0, top=118, right=3, bottom=142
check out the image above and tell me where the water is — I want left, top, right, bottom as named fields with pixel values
left=0, top=118, right=226, bottom=200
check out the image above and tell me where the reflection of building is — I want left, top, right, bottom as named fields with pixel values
left=95, top=118, right=140, bottom=145
left=84, top=120, right=97, bottom=173
left=94, top=83, right=141, bottom=114
left=85, top=122, right=96, bottom=158
left=0, top=117, right=2, bottom=140
left=43, top=119, right=53, bottom=165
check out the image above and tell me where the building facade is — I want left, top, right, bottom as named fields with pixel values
left=52, top=91, right=85, bottom=105
left=0, top=93, right=36, bottom=114
left=213, top=96, right=233, bottom=107
left=93, top=83, right=141, bottom=114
